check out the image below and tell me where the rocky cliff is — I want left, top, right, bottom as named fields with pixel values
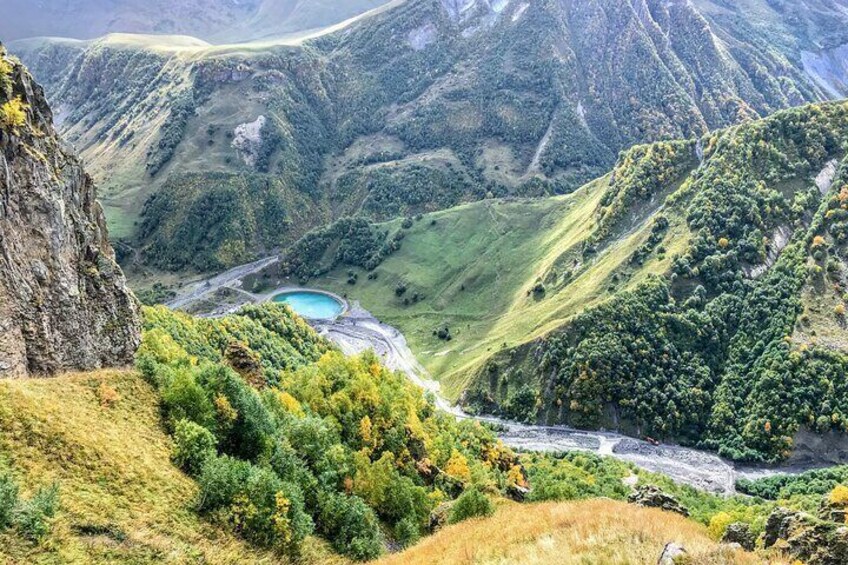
left=0, top=48, right=140, bottom=377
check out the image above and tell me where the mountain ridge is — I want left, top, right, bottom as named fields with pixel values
left=11, top=0, right=848, bottom=276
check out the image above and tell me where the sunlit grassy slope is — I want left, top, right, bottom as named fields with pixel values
left=0, top=370, right=345, bottom=564
left=377, top=499, right=771, bottom=565
left=310, top=175, right=690, bottom=398
left=0, top=371, right=774, bottom=564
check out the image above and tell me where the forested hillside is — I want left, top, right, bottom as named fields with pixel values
left=12, top=0, right=848, bottom=275
left=459, top=101, right=848, bottom=463
left=265, top=99, right=848, bottom=465
left=135, top=304, right=525, bottom=559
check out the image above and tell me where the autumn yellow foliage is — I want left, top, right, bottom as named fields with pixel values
left=829, top=484, right=848, bottom=506
left=707, top=511, right=734, bottom=540
left=0, top=96, right=27, bottom=130
left=444, top=449, right=471, bottom=484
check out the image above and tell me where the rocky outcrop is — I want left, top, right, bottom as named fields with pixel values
left=627, top=485, right=689, bottom=517
left=0, top=50, right=140, bottom=377
left=720, top=522, right=755, bottom=551
left=763, top=507, right=848, bottom=565
left=820, top=496, right=848, bottom=525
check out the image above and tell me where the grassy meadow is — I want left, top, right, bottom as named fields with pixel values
left=308, top=176, right=690, bottom=397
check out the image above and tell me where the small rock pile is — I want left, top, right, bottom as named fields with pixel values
left=627, top=485, right=689, bottom=517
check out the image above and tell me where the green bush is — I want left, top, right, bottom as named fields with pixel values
left=14, top=483, right=59, bottom=542
left=394, top=515, right=421, bottom=548
left=197, top=365, right=275, bottom=462
left=448, top=488, right=494, bottom=524
left=0, top=467, right=19, bottom=529
left=161, top=368, right=215, bottom=431
left=233, top=466, right=313, bottom=555
left=172, top=419, right=217, bottom=476
left=197, top=455, right=252, bottom=513
left=318, top=492, right=383, bottom=561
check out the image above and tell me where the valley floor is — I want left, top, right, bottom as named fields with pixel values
left=166, top=270, right=820, bottom=494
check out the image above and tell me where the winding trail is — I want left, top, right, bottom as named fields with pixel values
left=168, top=265, right=826, bottom=494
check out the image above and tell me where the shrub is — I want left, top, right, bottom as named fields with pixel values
left=444, top=450, right=471, bottom=484
left=503, top=384, right=537, bottom=423
left=707, top=511, right=734, bottom=540
left=172, top=419, right=217, bottom=476
left=198, top=365, right=275, bottom=461
left=231, top=466, right=312, bottom=555
left=161, top=368, right=215, bottom=431
left=318, top=492, right=383, bottom=561
left=394, top=515, right=420, bottom=548
left=0, top=56, right=12, bottom=96
left=197, top=455, right=252, bottom=512
left=14, top=483, right=59, bottom=542
left=448, top=488, right=494, bottom=524
left=0, top=96, right=27, bottom=130
left=0, top=468, right=19, bottom=529
left=829, top=484, right=848, bottom=506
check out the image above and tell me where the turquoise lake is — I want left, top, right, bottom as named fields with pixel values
left=272, top=291, right=344, bottom=320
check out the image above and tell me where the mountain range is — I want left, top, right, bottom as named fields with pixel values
left=11, top=0, right=848, bottom=275
left=0, top=0, right=389, bottom=42
left=3, top=2, right=848, bottom=563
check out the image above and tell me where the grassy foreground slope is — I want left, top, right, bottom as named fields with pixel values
left=378, top=499, right=765, bottom=565
left=0, top=370, right=341, bottom=563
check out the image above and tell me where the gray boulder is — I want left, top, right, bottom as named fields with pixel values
left=657, top=542, right=687, bottom=564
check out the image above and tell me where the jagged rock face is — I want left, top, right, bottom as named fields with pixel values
left=720, top=522, right=755, bottom=552
left=0, top=53, right=141, bottom=377
left=763, top=507, right=848, bottom=565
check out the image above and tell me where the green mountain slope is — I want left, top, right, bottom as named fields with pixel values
left=11, top=0, right=848, bottom=275
left=289, top=101, right=848, bottom=463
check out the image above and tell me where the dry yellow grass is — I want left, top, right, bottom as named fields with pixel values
left=379, top=499, right=783, bottom=565
left=0, top=370, right=344, bottom=564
